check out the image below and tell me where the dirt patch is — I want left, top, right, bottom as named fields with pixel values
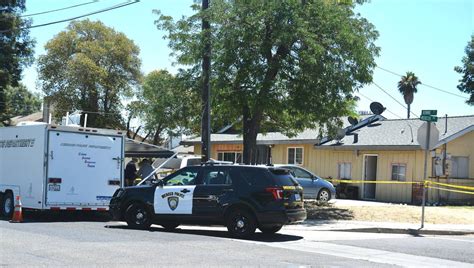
left=305, top=202, right=474, bottom=224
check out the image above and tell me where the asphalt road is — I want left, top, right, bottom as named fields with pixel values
left=0, top=214, right=473, bottom=267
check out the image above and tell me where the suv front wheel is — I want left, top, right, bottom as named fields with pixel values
left=125, top=203, right=151, bottom=230
left=226, top=208, right=256, bottom=238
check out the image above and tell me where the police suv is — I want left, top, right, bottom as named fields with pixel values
left=110, top=165, right=306, bottom=238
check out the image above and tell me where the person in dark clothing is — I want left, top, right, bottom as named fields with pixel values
left=124, top=158, right=138, bottom=186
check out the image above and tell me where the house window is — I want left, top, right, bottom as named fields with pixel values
left=287, top=147, right=303, bottom=165
left=217, top=151, right=242, bottom=163
left=391, top=164, right=406, bottom=181
left=338, top=162, right=351, bottom=179
left=451, top=156, right=469, bottom=179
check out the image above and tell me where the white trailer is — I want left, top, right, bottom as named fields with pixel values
left=0, top=124, right=125, bottom=218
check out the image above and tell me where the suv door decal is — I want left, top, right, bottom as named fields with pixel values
left=154, top=185, right=196, bottom=214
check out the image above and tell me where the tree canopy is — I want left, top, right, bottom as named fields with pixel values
left=454, top=35, right=474, bottom=105
left=0, top=0, right=35, bottom=123
left=155, top=0, right=379, bottom=163
left=37, top=19, right=142, bottom=128
left=127, top=70, right=198, bottom=145
left=1, top=84, right=41, bottom=126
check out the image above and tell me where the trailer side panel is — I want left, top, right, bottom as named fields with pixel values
left=45, top=130, right=123, bottom=208
left=0, top=125, right=47, bottom=209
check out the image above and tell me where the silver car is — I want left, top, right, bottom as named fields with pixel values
left=275, top=165, right=336, bottom=202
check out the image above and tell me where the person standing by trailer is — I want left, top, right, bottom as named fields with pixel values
left=137, top=159, right=156, bottom=182
left=124, top=158, right=138, bottom=186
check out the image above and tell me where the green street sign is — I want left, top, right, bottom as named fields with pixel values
left=420, top=115, right=438, bottom=122
left=421, top=110, right=437, bottom=116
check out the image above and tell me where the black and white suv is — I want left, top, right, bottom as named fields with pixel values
left=110, top=165, right=306, bottom=238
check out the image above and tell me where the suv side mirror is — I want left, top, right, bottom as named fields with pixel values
left=155, top=179, right=164, bottom=188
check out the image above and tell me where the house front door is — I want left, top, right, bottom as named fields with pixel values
left=363, top=155, right=377, bottom=200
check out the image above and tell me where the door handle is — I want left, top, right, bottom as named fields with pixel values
left=222, top=188, right=234, bottom=192
left=181, top=189, right=190, bottom=193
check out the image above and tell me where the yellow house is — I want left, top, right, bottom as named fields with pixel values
left=183, top=115, right=474, bottom=204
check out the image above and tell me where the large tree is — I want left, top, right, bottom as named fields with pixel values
left=37, top=20, right=142, bottom=128
left=0, top=0, right=35, bottom=123
left=127, top=70, right=198, bottom=145
left=155, top=0, right=379, bottom=164
left=454, top=35, right=474, bottom=105
left=397, top=71, right=421, bottom=119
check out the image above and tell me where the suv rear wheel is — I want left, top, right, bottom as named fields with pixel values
left=259, top=225, right=283, bottom=234
left=125, top=203, right=151, bottom=230
left=226, top=208, right=256, bottom=238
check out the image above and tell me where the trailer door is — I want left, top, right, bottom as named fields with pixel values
left=46, top=131, right=123, bottom=208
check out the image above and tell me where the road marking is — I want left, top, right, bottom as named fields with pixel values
left=427, top=236, right=474, bottom=243
left=238, top=239, right=473, bottom=267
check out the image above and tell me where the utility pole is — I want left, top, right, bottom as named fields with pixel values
left=201, top=0, right=211, bottom=163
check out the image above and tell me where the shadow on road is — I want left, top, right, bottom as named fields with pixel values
left=105, top=224, right=303, bottom=242
left=0, top=210, right=111, bottom=223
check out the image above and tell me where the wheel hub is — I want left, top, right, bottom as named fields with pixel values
left=236, top=219, right=245, bottom=228
left=320, top=191, right=329, bottom=201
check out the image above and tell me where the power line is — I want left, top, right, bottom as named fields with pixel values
left=372, top=81, right=419, bottom=118
left=0, top=0, right=139, bottom=33
left=376, top=66, right=468, bottom=99
left=357, top=92, right=404, bottom=119
left=21, top=0, right=100, bottom=17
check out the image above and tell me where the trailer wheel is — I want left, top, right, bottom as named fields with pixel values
left=125, top=203, right=151, bottom=230
left=1, top=192, right=14, bottom=219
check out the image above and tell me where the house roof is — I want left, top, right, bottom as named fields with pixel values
left=318, top=115, right=474, bottom=150
left=182, top=115, right=474, bottom=150
left=10, top=112, right=43, bottom=125
left=181, top=115, right=378, bottom=146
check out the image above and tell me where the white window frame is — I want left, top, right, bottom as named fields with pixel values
left=217, top=151, right=242, bottom=164
left=287, top=147, right=304, bottom=165
left=338, top=162, right=352, bottom=179
left=391, top=163, right=407, bottom=181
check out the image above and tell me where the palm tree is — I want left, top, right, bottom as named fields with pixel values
left=398, top=72, right=421, bottom=119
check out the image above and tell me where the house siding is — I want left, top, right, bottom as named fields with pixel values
left=190, top=130, right=473, bottom=204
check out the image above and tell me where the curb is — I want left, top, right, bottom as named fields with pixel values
left=332, top=227, right=474, bottom=236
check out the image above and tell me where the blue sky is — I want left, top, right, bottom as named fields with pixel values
left=22, top=0, right=473, bottom=120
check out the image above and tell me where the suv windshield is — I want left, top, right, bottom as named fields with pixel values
left=269, top=169, right=299, bottom=186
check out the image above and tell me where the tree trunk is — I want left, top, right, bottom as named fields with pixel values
left=242, top=105, right=261, bottom=164
left=152, top=128, right=162, bottom=145
left=407, top=103, right=411, bottom=119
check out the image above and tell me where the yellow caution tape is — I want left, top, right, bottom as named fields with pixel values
left=427, top=181, right=474, bottom=191
left=427, top=186, right=474, bottom=195
left=327, top=180, right=474, bottom=192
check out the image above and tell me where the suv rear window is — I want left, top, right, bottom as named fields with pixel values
left=269, top=168, right=299, bottom=186
left=234, top=167, right=272, bottom=187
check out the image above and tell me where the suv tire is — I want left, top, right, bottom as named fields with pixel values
left=259, top=225, right=283, bottom=234
left=161, top=222, right=180, bottom=230
left=125, top=203, right=151, bottom=230
left=226, top=208, right=256, bottom=238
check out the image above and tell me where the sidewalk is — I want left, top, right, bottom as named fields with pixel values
left=287, top=220, right=474, bottom=235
